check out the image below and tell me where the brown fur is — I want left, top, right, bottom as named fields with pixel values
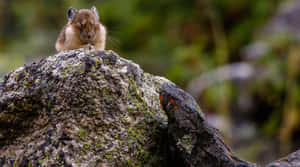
left=55, top=8, right=106, bottom=52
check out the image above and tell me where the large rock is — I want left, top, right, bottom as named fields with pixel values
left=0, top=48, right=298, bottom=167
left=0, top=49, right=169, bottom=167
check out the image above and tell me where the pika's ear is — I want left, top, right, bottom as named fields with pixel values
left=91, top=6, right=99, bottom=20
left=67, top=7, right=77, bottom=23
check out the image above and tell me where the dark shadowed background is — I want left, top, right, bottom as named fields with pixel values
left=0, top=0, right=299, bottom=165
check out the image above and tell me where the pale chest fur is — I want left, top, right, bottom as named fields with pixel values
left=65, top=25, right=87, bottom=49
left=56, top=23, right=106, bottom=51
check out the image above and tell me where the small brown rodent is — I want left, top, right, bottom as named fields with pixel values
left=55, top=6, right=106, bottom=52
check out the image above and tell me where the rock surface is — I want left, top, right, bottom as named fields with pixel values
left=0, top=48, right=299, bottom=167
left=160, top=83, right=254, bottom=167
left=265, top=150, right=300, bottom=167
left=0, top=49, right=169, bottom=167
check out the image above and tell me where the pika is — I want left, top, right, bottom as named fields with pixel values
left=55, top=6, right=106, bottom=52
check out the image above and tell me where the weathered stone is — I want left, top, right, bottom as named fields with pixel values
left=0, top=49, right=169, bottom=167
left=265, top=150, right=300, bottom=167
left=159, top=83, right=254, bottom=167
left=0, top=48, right=299, bottom=167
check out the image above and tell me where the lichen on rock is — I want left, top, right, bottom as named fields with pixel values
left=176, top=134, right=194, bottom=154
left=1, top=48, right=298, bottom=167
left=0, top=48, right=170, bottom=167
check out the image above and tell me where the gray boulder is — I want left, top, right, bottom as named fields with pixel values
left=0, top=49, right=169, bottom=167
left=0, top=49, right=298, bottom=167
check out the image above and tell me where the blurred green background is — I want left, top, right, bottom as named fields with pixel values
left=1, top=0, right=300, bottom=165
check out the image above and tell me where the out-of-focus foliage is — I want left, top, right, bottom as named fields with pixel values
left=0, top=0, right=280, bottom=77
left=2, top=0, right=300, bottom=165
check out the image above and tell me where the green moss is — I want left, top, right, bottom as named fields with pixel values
left=14, top=71, right=20, bottom=78
left=60, top=71, right=66, bottom=77
left=104, top=152, right=113, bottom=160
left=128, top=127, right=144, bottom=141
left=83, top=143, right=91, bottom=151
left=95, top=142, right=101, bottom=147
left=103, top=59, right=110, bottom=64
left=127, top=105, right=133, bottom=111
left=101, top=86, right=113, bottom=97
left=24, top=70, right=29, bottom=76
left=80, top=148, right=86, bottom=156
left=114, top=133, right=119, bottom=139
left=77, top=129, right=87, bottom=140
left=65, top=65, right=71, bottom=73
left=149, top=110, right=155, bottom=118
left=135, top=149, right=150, bottom=166
left=91, top=66, right=96, bottom=72
left=96, top=58, right=103, bottom=66
left=129, top=78, right=138, bottom=91
left=10, top=149, right=15, bottom=155
left=48, top=80, right=55, bottom=85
